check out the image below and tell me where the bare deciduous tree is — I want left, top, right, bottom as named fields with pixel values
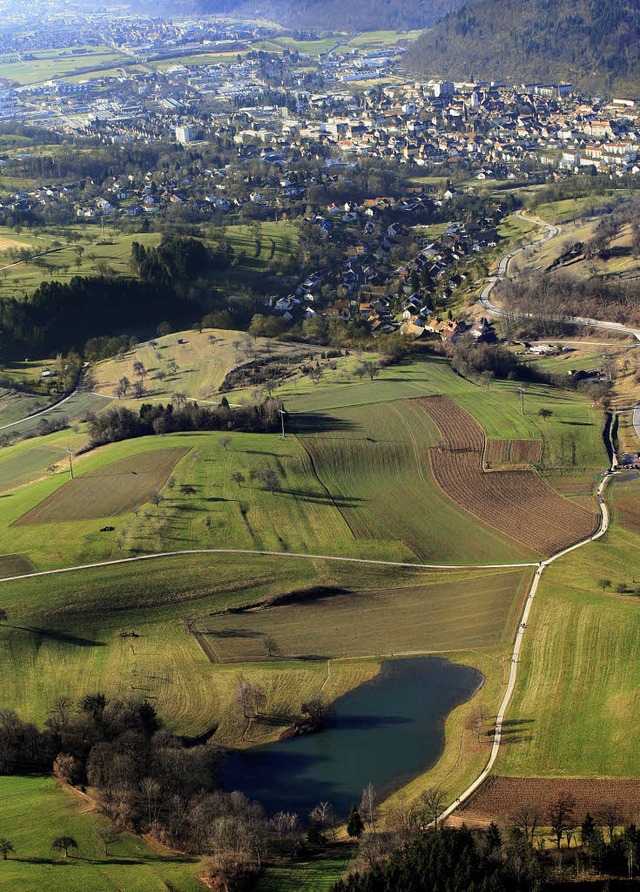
left=420, top=786, right=447, bottom=829
left=509, top=804, right=541, bottom=844
left=258, top=466, right=278, bottom=494
left=596, top=802, right=624, bottom=843
left=360, top=783, right=377, bottom=831
left=96, top=825, right=119, bottom=857
left=547, top=792, right=576, bottom=849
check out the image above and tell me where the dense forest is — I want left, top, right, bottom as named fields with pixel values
left=0, top=237, right=230, bottom=357
left=406, top=0, right=640, bottom=94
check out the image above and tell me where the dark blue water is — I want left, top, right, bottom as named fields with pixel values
left=224, top=657, right=482, bottom=818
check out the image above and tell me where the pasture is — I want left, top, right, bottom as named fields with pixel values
left=616, top=410, right=640, bottom=455
left=421, top=395, right=599, bottom=556
left=613, top=475, right=640, bottom=535
left=257, top=850, right=352, bottom=891
left=14, top=447, right=189, bottom=524
left=0, top=390, right=112, bottom=440
left=530, top=190, right=638, bottom=226
left=0, top=775, right=201, bottom=891
left=0, top=45, right=130, bottom=86
left=0, top=349, right=609, bottom=572
left=519, top=213, right=640, bottom=283
left=92, top=327, right=315, bottom=404
left=282, top=354, right=607, bottom=474
left=0, top=220, right=298, bottom=301
left=0, top=389, right=49, bottom=428
left=497, top=524, right=640, bottom=778
left=198, top=568, right=531, bottom=661
left=0, top=227, right=162, bottom=300
left=0, top=428, right=88, bottom=493
left=0, top=347, right=617, bottom=837
left=0, top=548, right=516, bottom=742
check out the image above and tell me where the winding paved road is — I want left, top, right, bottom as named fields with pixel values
left=479, top=210, right=640, bottom=342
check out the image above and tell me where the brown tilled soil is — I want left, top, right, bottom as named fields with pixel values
left=486, top=438, right=543, bottom=465
left=418, top=396, right=599, bottom=557
left=456, top=775, right=640, bottom=827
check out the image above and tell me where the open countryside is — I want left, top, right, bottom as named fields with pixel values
left=0, top=3, right=640, bottom=888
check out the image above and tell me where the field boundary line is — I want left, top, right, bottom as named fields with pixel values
left=0, top=548, right=540, bottom=585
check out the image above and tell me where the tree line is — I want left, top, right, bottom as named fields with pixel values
left=0, top=275, right=197, bottom=357
left=130, top=235, right=224, bottom=287
left=85, top=398, right=283, bottom=448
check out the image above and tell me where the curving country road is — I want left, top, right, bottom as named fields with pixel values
left=0, top=547, right=539, bottom=585
left=437, top=462, right=614, bottom=825
left=479, top=210, right=640, bottom=342
left=0, top=388, right=78, bottom=432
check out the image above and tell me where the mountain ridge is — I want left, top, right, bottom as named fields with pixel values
left=405, top=0, right=640, bottom=95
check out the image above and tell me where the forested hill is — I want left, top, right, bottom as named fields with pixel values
left=405, top=0, right=640, bottom=95
left=109, top=0, right=464, bottom=31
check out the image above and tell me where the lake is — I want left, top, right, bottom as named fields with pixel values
left=224, top=656, right=482, bottom=818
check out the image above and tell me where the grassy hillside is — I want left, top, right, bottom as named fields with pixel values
left=298, top=400, right=537, bottom=563
left=0, top=350, right=607, bottom=571
left=406, top=0, right=640, bottom=94
left=497, top=520, right=640, bottom=778
left=0, top=341, right=623, bottom=887
left=91, top=327, right=316, bottom=404
left=0, top=775, right=201, bottom=891
left=0, top=550, right=521, bottom=738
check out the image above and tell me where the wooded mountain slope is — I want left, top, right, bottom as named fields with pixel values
left=405, top=0, right=640, bottom=95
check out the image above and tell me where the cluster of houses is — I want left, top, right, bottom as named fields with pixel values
left=0, top=8, right=639, bottom=186
left=265, top=195, right=502, bottom=343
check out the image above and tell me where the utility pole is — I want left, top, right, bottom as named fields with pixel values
left=279, top=407, right=286, bottom=438
left=66, top=447, right=74, bottom=479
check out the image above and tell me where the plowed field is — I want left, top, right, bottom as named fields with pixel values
left=14, top=447, right=190, bottom=524
left=486, top=439, right=542, bottom=465
left=419, top=396, right=598, bottom=557
left=457, top=776, right=640, bottom=827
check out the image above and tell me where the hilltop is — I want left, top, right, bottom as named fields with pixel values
left=405, top=0, right=640, bottom=95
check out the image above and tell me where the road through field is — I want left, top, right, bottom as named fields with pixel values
left=0, top=547, right=540, bottom=585
left=430, top=217, right=626, bottom=824
left=479, top=211, right=640, bottom=342
left=435, top=414, right=616, bottom=824
left=0, top=388, right=77, bottom=432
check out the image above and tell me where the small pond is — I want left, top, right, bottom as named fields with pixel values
left=224, top=656, right=482, bottom=817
